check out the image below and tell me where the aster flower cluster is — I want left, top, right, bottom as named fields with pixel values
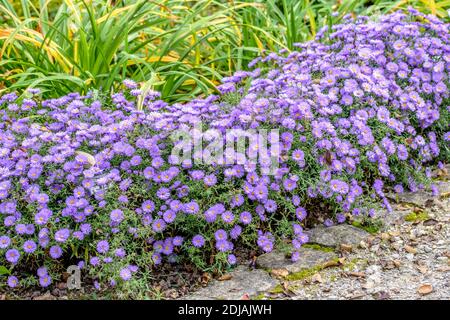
left=0, top=10, right=449, bottom=290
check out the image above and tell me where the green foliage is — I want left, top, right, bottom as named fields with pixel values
left=0, top=0, right=254, bottom=102
left=0, top=265, right=10, bottom=275
left=3, top=0, right=447, bottom=102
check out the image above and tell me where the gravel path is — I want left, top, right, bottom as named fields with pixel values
left=280, top=190, right=450, bottom=300
left=181, top=169, right=450, bottom=301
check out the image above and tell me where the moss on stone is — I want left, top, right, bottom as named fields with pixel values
left=351, top=219, right=382, bottom=234
left=302, top=243, right=335, bottom=252
left=343, top=260, right=357, bottom=271
left=343, top=257, right=368, bottom=271
left=404, top=211, right=429, bottom=222
left=268, top=256, right=341, bottom=283
left=269, top=284, right=284, bottom=294
left=285, top=265, right=323, bottom=281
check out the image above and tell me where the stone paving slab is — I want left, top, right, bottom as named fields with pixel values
left=256, top=247, right=337, bottom=273
left=181, top=266, right=278, bottom=300
left=387, top=181, right=450, bottom=208
left=305, top=224, right=370, bottom=248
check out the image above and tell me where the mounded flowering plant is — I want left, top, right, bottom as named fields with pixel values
left=0, top=9, right=449, bottom=294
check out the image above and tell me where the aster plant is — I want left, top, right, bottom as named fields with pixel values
left=0, top=9, right=449, bottom=294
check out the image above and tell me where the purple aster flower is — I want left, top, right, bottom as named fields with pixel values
left=5, top=249, right=20, bottom=264
left=230, top=194, right=244, bottom=207
left=184, top=201, right=199, bottom=214
left=292, top=239, right=302, bottom=250
left=214, top=229, right=228, bottom=241
left=324, top=218, right=334, bottom=227
left=169, top=200, right=183, bottom=212
left=190, top=170, right=205, bottom=180
left=291, top=251, right=300, bottom=262
left=110, top=209, right=125, bottom=223
left=292, top=149, right=305, bottom=162
left=292, top=223, right=303, bottom=235
left=329, top=179, right=349, bottom=194
left=123, top=79, right=138, bottom=89
left=215, top=240, right=231, bottom=252
left=96, top=240, right=110, bottom=254
left=258, top=237, right=273, bottom=253
left=254, top=183, right=268, bottom=201
left=230, top=225, right=242, bottom=239
left=39, top=275, right=52, bottom=288
left=36, top=193, right=49, bottom=204
left=221, top=210, right=235, bottom=224
left=156, top=187, right=171, bottom=200
left=283, top=178, right=297, bottom=192
left=162, top=240, right=174, bottom=255
left=35, top=208, right=52, bottom=225
left=264, top=199, right=277, bottom=213
left=49, top=245, right=63, bottom=259
left=172, top=236, right=184, bottom=246
left=25, top=224, right=35, bottom=235
left=118, top=195, right=128, bottom=203
left=227, top=254, right=237, bottom=265
left=120, top=267, right=132, bottom=281
left=204, top=174, right=217, bottom=186
left=163, top=210, right=176, bottom=223
left=192, top=235, right=205, bottom=248
left=320, top=170, right=331, bottom=182
left=153, top=241, right=163, bottom=253
left=152, top=218, right=166, bottom=232
left=394, top=184, right=404, bottom=194
left=431, top=184, right=439, bottom=197
left=80, top=223, right=92, bottom=235
left=295, top=207, right=307, bottom=221
left=217, top=82, right=235, bottom=94
left=115, top=248, right=126, bottom=258
left=0, top=236, right=11, bottom=249
left=37, top=267, right=48, bottom=278
left=15, top=224, right=27, bottom=235
left=143, top=166, right=155, bottom=179
left=292, top=195, right=301, bottom=206
left=23, top=240, right=37, bottom=254
left=7, top=275, right=19, bottom=288
left=90, top=256, right=100, bottom=266
left=336, top=213, right=346, bottom=223
left=239, top=211, right=252, bottom=225
left=54, top=228, right=70, bottom=243
left=152, top=253, right=162, bottom=265
left=204, top=204, right=223, bottom=223
left=297, top=233, right=309, bottom=244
